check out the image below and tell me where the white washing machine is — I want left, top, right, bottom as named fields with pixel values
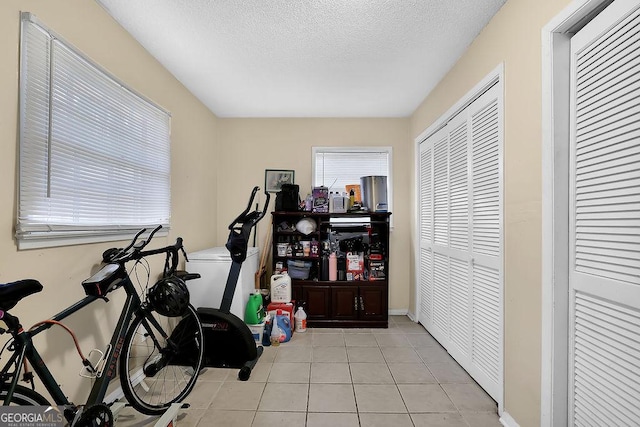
left=185, top=246, right=259, bottom=319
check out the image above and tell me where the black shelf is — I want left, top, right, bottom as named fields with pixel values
left=271, top=211, right=391, bottom=328
left=275, top=230, right=321, bottom=236
left=274, top=256, right=320, bottom=261
left=289, top=279, right=388, bottom=286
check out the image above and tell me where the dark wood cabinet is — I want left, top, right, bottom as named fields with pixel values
left=359, top=284, right=387, bottom=321
left=272, top=211, right=390, bottom=328
left=331, top=284, right=386, bottom=321
left=331, top=285, right=359, bottom=319
left=302, top=285, right=331, bottom=320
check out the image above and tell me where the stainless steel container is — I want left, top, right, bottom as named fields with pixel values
left=360, top=176, right=388, bottom=212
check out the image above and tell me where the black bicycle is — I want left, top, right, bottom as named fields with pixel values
left=0, top=226, right=204, bottom=425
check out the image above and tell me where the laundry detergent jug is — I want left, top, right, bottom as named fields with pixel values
left=276, top=314, right=292, bottom=343
left=244, top=292, right=264, bottom=324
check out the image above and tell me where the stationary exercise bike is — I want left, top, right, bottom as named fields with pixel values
left=196, top=186, right=270, bottom=381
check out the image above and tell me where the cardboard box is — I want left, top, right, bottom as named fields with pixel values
left=368, top=260, right=385, bottom=281
left=345, top=184, right=362, bottom=203
left=346, top=252, right=364, bottom=281
left=312, top=187, right=329, bottom=213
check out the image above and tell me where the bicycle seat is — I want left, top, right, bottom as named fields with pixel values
left=174, top=271, right=201, bottom=281
left=0, top=279, right=43, bottom=310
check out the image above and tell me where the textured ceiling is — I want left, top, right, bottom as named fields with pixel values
left=96, top=0, right=506, bottom=118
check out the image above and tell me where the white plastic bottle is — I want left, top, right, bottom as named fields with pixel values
left=271, top=273, right=292, bottom=303
left=294, top=306, right=307, bottom=333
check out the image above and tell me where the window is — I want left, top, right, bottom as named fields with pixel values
left=17, top=13, right=171, bottom=249
left=312, top=147, right=392, bottom=213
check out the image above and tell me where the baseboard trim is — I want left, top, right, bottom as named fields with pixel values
left=388, top=309, right=409, bottom=316
left=406, top=311, right=417, bottom=322
left=499, top=411, right=520, bottom=427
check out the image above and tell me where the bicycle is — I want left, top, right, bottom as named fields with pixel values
left=0, top=226, right=204, bottom=425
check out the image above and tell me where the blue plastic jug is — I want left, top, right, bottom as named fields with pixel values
left=276, top=315, right=292, bottom=343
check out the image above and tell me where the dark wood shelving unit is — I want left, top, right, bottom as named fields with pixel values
left=272, top=211, right=391, bottom=328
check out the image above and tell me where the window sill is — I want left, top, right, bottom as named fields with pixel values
left=16, top=228, right=169, bottom=250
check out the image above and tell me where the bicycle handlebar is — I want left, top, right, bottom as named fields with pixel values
left=102, top=226, right=186, bottom=276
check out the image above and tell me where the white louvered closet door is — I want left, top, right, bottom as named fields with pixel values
left=569, top=1, right=640, bottom=425
left=467, top=84, right=502, bottom=402
left=419, top=128, right=439, bottom=328
left=418, top=82, right=503, bottom=404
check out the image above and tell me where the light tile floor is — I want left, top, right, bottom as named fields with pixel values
left=116, top=316, right=500, bottom=426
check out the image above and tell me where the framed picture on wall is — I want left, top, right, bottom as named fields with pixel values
left=265, top=169, right=295, bottom=192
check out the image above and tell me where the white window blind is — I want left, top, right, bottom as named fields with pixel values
left=17, top=13, right=171, bottom=249
left=312, top=147, right=392, bottom=211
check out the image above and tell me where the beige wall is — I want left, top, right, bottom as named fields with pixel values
left=217, top=119, right=411, bottom=311
left=1, top=0, right=585, bottom=421
left=1, top=0, right=219, bottom=402
left=409, top=0, right=572, bottom=425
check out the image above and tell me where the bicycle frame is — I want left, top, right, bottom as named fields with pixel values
left=1, top=274, right=164, bottom=411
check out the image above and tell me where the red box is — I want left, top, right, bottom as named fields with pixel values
left=267, top=301, right=295, bottom=333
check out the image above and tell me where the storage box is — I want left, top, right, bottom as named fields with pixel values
left=247, top=321, right=265, bottom=344
left=287, top=260, right=312, bottom=280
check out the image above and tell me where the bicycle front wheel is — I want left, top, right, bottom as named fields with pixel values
left=119, top=304, right=203, bottom=415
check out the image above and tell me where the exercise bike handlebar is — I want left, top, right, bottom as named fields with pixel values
left=228, top=186, right=271, bottom=231
left=224, top=187, right=270, bottom=264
